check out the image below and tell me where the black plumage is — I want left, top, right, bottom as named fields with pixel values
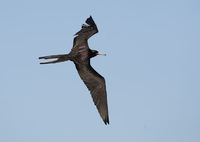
left=39, top=16, right=109, bottom=125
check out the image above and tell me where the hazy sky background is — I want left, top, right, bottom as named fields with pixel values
left=1, top=0, right=200, bottom=142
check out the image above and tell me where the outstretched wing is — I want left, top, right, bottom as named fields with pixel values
left=72, top=16, right=98, bottom=50
left=75, top=63, right=109, bottom=125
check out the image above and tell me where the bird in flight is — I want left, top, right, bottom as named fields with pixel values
left=39, top=16, right=109, bottom=125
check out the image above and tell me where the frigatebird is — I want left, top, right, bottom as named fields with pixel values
left=39, top=16, right=109, bottom=125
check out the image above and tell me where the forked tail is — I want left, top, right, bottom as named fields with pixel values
left=39, top=54, right=70, bottom=64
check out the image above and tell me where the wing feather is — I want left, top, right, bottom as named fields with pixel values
left=72, top=16, right=98, bottom=51
left=75, top=64, right=109, bottom=124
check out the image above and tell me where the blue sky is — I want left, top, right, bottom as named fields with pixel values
left=1, top=0, right=200, bottom=142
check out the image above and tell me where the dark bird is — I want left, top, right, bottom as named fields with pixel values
left=39, top=16, right=109, bottom=125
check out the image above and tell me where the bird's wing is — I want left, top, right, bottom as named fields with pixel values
left=75, top=63, right=109, bottom=125
left=72, top=16, right=98, bottom=50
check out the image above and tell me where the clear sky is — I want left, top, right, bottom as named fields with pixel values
left=1, top=0, right=200, bottom=142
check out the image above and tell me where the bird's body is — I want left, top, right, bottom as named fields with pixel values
left=39, top=16, right=109, bottom=125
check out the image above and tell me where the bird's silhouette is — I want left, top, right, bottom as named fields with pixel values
left=39, top=16, right=109, bottom=125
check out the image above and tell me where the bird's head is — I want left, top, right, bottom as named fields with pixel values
left=91, top=50, right=106, bottom=58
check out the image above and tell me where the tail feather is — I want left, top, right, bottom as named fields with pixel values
left=39, top=54, right=69, bottom=64
left=39, top=54, right=68, bottom=59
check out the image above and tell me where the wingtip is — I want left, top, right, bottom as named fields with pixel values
left=104, top=117, right=110, bottom=125
left=104, top=121, right=109, bottom=125
left=86, top=16, right=96, bottom=27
